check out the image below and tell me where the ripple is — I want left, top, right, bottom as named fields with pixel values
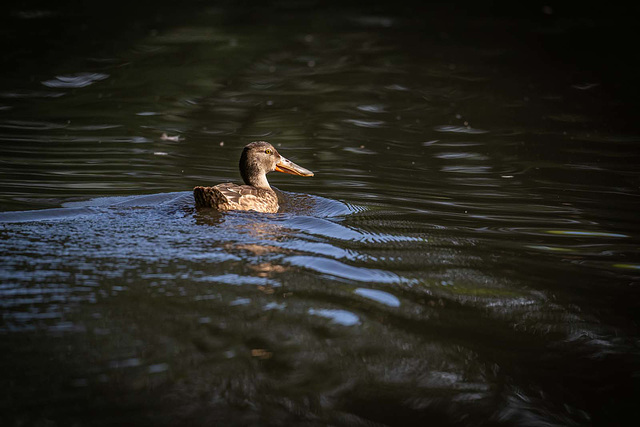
left=41, top=72, right=109, bottom=88
left=193, top=274, right=279, bottom=287
left=308, top=308, right=360, bottom=326
left=229, top=298, right=251, bottom=306
left=350, top=15, right=395, bottom=28
left=613, top=264, right=640, bottom=270
left=148, top=363, right=170, bottom=374
left=354, top=288, right=401, bottom=307
left=0, top=90, right=65, bottom=99
left=0, top=134, right=151, bottom=144
left=441, top=165, right=492, bottom=174
left=344, top=119, right=385, bottom=128
left=434, top=125, right=489, bottom=134
left=546, top=230, right=628, bottom=238
left=0, top=119, right=67, bottom=130
left=342, top=146, right=377, bottom=155
left=526, top=245, right=575, bottom=253
left=572, top=83, right=599, bottom=90
left=281, top=215, right=422, bottom=243
left=287, top=255, right=408, bottom=284
left=435, top=152, right=489, bottom=160
left=356, top=104, right=386, bottom=113
left=385, top=84, right=409, bottom=91
left=109, top=358, right=142, bottom=369
left=0, top=206, right=97, bottom=223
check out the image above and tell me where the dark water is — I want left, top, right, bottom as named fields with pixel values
left=1, top=2, right=639, bottom=426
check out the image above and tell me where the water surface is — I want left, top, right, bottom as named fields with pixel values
left=1, top=2, right=639, bottom=426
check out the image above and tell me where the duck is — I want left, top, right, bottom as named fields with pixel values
left=194, top=141, right=314, bottom=213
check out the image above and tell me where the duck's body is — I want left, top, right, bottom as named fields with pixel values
left=194, top=141, right=313, bottom=213
left=194, top=183, right=279, bottom=213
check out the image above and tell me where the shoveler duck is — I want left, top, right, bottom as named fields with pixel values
left=194, top=141, right=314, bottom=213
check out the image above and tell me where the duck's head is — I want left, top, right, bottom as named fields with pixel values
left=239, top=141, right=314, bottom=189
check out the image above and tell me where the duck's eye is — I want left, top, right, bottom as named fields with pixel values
left=265, top=149, right=272, bottom=155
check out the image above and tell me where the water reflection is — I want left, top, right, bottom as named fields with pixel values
left=354, top=288, right=401, bottom=307
left=308, top=308, right=360, bottom=326
left=41, top=72, right=109, bottom=89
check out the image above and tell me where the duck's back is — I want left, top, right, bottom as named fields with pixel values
left=194, top=183, right=279, bottom=213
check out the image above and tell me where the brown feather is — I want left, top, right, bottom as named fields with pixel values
left=194, top=184, right=279, bottom=213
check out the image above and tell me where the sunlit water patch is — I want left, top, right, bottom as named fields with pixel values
left=1, top=190, right=397, bottom=334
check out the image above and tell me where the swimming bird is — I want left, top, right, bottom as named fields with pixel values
left=194, top=141, right=314, bottom=213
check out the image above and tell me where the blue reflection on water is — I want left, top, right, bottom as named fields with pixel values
left=308, top=308, right=360, bottom=326
left=354, top=288, right=401, bottom=307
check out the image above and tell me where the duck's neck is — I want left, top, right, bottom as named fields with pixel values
left=245, top=172, right=271, bottom=190
left=240, top=149, right=272, bottom=190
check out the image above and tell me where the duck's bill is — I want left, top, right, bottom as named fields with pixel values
left=275, top=157, right=314, bottom=177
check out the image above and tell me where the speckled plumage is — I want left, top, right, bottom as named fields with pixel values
left=193, top=141, right=313, bottom=213
left=194, top=183, right=279, bottom=213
